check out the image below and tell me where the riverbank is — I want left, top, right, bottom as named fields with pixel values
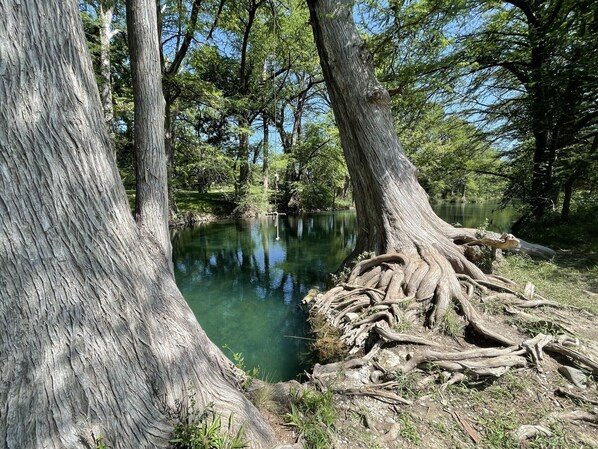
left=261, top=236, right=598, bottom=448
left=166, top=195, right=597, bottom=447
left=127, top=189, right=355, bottom=227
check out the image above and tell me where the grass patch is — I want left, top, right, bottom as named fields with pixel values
left=392, top=371, right=420, bottom=399
left=527, top=424, right=580, bottom=449
left=440, top=307, right=465, bottom=338
left=248, top=382, right=278, bottom=413
left=508, top=316, right=566, bottom=337
left=285, top=389, right=336, bottom=449
left=171, top=399, right=247, bottom=449
left=497, top=254, right=598, bottom=314
left=479, top=411, right=519, bottom=449
left=397, top=412, right=421, bottom=445
left=125, top=189, right=236, bottom=216
left=175, top=190, right=236, bottom=216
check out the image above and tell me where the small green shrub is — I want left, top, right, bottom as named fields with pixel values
left=94, top=436, right=108, bottom=449
left=223, top=344, right=260, bottom=390
left=397, top=412, right=421, bottom=444
left=479, top=411, right=518, bottom=449
left=393, top=371, right=419, bottom=399
left=440, top=308, right=464, bottom=338
left=171, top=399, right=247, bottom=449
left=285, top=389, right=336, bottom=449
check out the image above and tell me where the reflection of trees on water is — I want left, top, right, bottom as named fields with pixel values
left=431, top=203, right=517, bottom=232
left=171, top=214, right=358, bottom=380
left=172, top=212, right=357, bottom=305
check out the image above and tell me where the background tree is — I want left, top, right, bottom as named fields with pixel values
left=127, top=0, right=172, bottom=260
left=80, top=0, right=120, bottom=144
left=0, top=1, right=277, bottom=447
left=400, top=104, right=506, bottom=202
left=364, top=0, right=598, bottom=223
left=158, top=0, right=224, bottom=214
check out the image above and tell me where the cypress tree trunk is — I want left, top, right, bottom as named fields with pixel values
left=303, top=0, right=563, bottom=389
left=306, top=0, right=553, bottom=338
left=127, top=0, right=172, bottom=261
left=307, top=0, right=475, bottom=262
left=0, top=1, right=276, bottom=447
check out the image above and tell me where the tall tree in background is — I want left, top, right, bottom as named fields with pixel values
left=231, top=0, right=265, bottom=201
left=81, top=0, right=120, bottom=146
left=98, top=0, right=118, bottom=144
left=127, top=0, right=172, bottom=260
left=158, top=0, right=215, bottom=215
left=0, top=1, right=277, bottom=447
left=460, top=0, right=598, bottom=221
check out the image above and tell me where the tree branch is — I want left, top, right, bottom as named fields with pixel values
left=504, top=0, right=540, bottom=28
left=165, top=0, right=202, bottom=77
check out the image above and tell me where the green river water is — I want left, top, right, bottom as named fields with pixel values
left=172, top=203, right=516, bottom=381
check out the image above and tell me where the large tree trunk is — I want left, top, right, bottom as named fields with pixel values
left=307, top=0, right=472, bottom=261
left=127, top=0, right=172, bottom=261
left=0, top=1, right=276, bottom=448
left=306, top=0, right=555, bottom=344
left=304, top=0, right=567, bottom=389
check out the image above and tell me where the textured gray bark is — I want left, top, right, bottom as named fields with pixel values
left=0, top=1, right=276, bottom=448
left=127, top=0, right=172, bottom=262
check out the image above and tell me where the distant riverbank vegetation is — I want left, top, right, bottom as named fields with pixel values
left=81, top=0, right=597, bottom=229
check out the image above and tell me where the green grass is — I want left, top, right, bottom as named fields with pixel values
left=126, top=189, right=236, bottom=216
left=285, top=389, right=336, bottom=449
left=175, top=189, right=236, bottom=215
left=497, top=254, right=598, bottom=314
left=479, top=411, right=519, bottom=449
left=498, top=203, right=598, bottom=313
left=440, top=307, right=465, bottom=338
left=171, top=399, right=247, bottom=449
left=397, top=412, right=421, bottom=445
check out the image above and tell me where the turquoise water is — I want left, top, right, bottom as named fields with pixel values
left=172, top=204, right=516, bottom=381
left=172, top=212, right=357, bottom=381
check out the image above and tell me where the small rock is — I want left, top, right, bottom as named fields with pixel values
left=269, top=380, right=304, bottom=409
left=370, top=370, right=383, bottom=383
left=377, top=349, right=403, bottom=371
left=558, top=365, right=587, bottom=388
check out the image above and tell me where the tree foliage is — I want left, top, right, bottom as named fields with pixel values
left=362, top=0, right=598, bottom=220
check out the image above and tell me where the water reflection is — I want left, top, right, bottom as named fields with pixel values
left=172, top=205, right=516, bottom=381
left=432, top=202, right=515, bottom=232
left=172, top=212, right=357, bottom=381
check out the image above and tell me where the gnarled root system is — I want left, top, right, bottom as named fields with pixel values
left=307, top=246, right=598, bottom=388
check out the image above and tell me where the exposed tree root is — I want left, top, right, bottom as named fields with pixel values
left=306, top=240, right=598, bottom=397
left=450, top=228, right=556, bottom=259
